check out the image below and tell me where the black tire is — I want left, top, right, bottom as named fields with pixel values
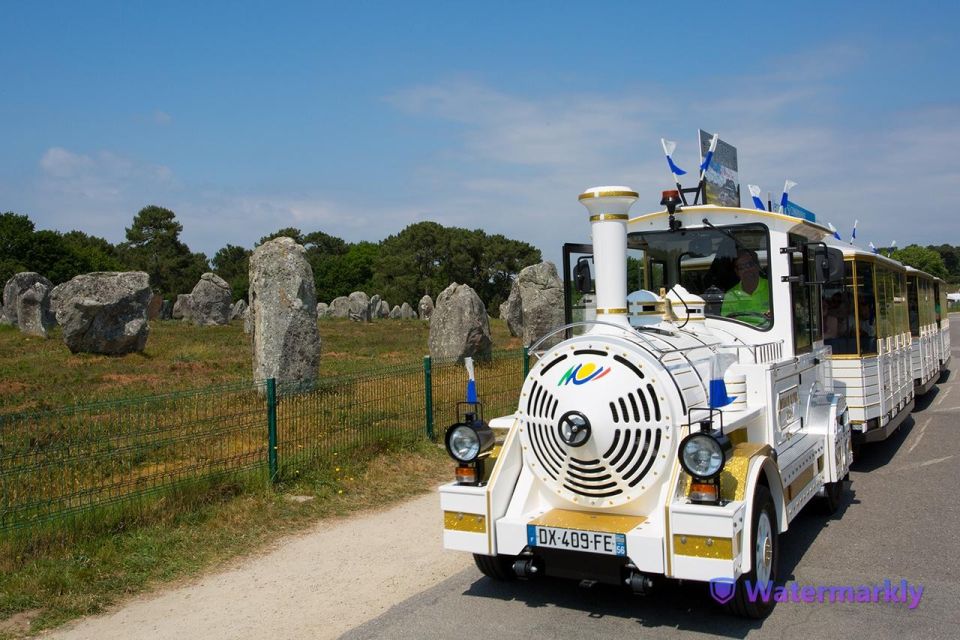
left=820, top=479, right=844, bottom=515
left=725, top=485, right=778, bottom=619
left=473, top=553, right=517, bottom=580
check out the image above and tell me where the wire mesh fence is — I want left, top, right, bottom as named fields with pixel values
left=0, top=349, right=527, bottom=538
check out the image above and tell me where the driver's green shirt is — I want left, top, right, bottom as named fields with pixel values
left=721, top=277, right=770, bottom=326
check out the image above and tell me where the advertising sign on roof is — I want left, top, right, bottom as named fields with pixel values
left=699, top=129, right=740, bottom=207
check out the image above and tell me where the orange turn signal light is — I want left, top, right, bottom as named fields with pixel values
left=455, top=465, right=478, bottom=484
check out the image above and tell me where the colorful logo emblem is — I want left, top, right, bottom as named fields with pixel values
left=557, top=362, right=611, bottom=387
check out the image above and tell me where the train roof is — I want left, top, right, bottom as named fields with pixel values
left=629, top=204, right=834, bottom=240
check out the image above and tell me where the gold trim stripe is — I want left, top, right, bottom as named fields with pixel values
left=673, top=534, right=734, bottom=559
left=589, top=213, right=629, bottom=222
left=529, top=509, right=645, bottom=534
left=786, top=465, right=816, bottom=502
left=578, top=190, right=639, bottom=201
left=596, top=307, right=628, bottom=314
left=444, top=511, right=486, bottom=534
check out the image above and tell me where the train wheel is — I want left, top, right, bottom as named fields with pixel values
left=725, top=485, right=778, bottom=619
left=473, top=553, right=517, bottom=580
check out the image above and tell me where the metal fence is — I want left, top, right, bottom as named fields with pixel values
left=0, top=350, right=526, bottom=537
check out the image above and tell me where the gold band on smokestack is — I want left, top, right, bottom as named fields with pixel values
left=578, top=186, right=638, bottom=330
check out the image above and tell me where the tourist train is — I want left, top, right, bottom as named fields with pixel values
left=438, top=142, right=950, bottom=618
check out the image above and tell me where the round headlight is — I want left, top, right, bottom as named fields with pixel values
left=679, top=432, right=726, bottom=479
left=447, top=424, right=481, bottom=462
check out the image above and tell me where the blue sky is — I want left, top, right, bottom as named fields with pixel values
left=2, top=1, right=959, bottom=269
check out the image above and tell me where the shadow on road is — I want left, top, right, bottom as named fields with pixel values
left=460, top=488, right=859, bottom=638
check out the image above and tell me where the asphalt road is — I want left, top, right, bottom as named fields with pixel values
left=343, top=326, right=960, bottom=640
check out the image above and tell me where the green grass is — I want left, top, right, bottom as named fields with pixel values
left=0, top=318, right=520, bottom=413
left=0, top=441, right=451, bottom=638
left=0, top=317, right=521, bottom=637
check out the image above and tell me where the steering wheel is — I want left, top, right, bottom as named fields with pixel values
left=726, top=311, right=772, bottom=327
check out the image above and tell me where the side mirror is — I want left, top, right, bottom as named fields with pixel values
left=804, top=243, right=833, bottom=285
left=826, top=248, right=844, bottom=284
left=574, top=257, right=594, bottom=294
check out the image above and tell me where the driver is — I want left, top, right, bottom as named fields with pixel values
left=721, top=248, right=771, bottom=326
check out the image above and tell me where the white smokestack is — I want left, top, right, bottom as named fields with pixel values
left=578, top=185, right=638, bottom=330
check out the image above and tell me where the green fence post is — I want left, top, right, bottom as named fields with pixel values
left=424, top=356, right=434, bottom=440
left=523, top=346, right=530, bottom=377
left=267, top=378, right=278, bottom=482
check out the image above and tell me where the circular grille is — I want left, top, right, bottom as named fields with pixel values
left=518, top=339, right=679, bottom=508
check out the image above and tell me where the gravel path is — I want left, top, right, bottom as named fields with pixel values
left=46, top=491, right=470, bottom=640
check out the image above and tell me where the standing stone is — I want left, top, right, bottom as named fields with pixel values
left=230, top=299, right=248, bottom=321
left=389, top=304, right=401, bottom=319
left=146, top=293, right=163, bottom=320
left=328, top=296, right=351, bottom=319
left=428, top=283, right=493, bottom=361
left=500, top=287, right=523, bottom=337
left=249, top=237, right=321, bottom=386
left=514, top=261, right=564, bottom=347
left=189, top=273, right=232, bottom=326
left=56, top=272, right=152, bottom=355
left=243, top=305, right=253, bottom=334
left=377, top=300, right=390, bottom=318
left=348, top=291, right=371, bottom=322
left=400, top=302, right=417, bottom=320
left=3, top=272, right=53, bottom=326
left=316, top=302, right=329, bottom=318
left=418, top=295, right=434, bottom=321
left=369, top=294, right=382, bottom=319
left=172, top=294, right=193, bottom=321
left=17, top=282, right=54, bottom=338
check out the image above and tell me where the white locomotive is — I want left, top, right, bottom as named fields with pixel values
left=440, top=185, right=855, bottom=618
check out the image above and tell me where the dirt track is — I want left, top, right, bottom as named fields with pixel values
left=46, top=491, right=469, bottom=640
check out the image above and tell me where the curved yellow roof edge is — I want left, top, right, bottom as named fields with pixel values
left=628, top=205, right=832, bottom=233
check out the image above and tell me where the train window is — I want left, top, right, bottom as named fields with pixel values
left=855, top=260, right=878, bottom=354
left=788, top=234, right=821, bottom=354
left=823, top=262, right=857, bottom=354
left=628, top=223, right=772, bottom=330
left=908, top=276, right=920, bottom=336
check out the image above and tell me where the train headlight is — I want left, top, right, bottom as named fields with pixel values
left=445, top=421, right=495, bottom=463
left=679, top=431, right=731, bottom=480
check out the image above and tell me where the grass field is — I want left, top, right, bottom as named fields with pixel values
left=0, top=317, right=521, bottom=413
left=0, top=316, right=522, bottom=638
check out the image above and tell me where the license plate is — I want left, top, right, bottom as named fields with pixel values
left=527, top=525, right=626, bottom=556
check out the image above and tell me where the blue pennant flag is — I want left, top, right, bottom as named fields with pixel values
left=779, top=180, right=797, bottom=212
left=851, top=219, right=858, bottom=241
left=700, top=133, right=719, bottom=173
left=869, top=242, right=878, bottom=254
left=828, top=222, right=842, bottom=241
left=660, top=138, right=686, bottom=176
left=748, top=184, right=765, bottom=211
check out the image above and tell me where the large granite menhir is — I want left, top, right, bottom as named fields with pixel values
left=3, top=272, right=52, bottom=326
left=249, top=237, right=321, bottom=386
left=189, top=273, right=232, bottom=325
left=428, top=282, right=492, bottom=361
left=55, top=272, right=152, bottom=355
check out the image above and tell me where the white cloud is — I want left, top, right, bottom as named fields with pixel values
left=153, top=110, right=173, bottom=125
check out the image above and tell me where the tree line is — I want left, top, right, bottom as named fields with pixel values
left=1, top=206, right=542, bottom=313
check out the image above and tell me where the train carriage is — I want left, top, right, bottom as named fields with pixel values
left=821, top=249, right=914, bottom=445
left=933, top=277, right=952, bottom=374
left=905, top=267, right=941, bottom=395
left=439, top=186, right=853, bottom=618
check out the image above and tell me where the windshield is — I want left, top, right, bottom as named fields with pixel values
left=627, top=223, right=773, bottom=329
